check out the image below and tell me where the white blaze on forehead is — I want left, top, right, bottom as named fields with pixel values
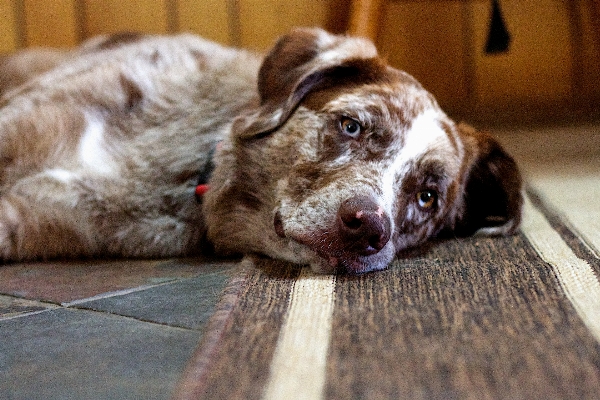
left=403, top=109, right=453, bottom=161
left=380, top=109, right=455, bottom=211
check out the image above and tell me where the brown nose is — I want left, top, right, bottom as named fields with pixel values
left=337, top=196, right=391, bottom=256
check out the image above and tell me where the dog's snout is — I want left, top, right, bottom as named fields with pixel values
left=337, top=196, right=391, bottom=256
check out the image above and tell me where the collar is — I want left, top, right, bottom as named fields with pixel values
left=195, top=142, right=220, bottom=202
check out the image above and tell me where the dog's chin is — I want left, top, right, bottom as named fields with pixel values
left=308, top=254, right=392, bottom=275
left=310, top=257, right=388, bottom=275
left=272, top=214, right=395, bottom=274
left=280, top=236, right=395, bottom=275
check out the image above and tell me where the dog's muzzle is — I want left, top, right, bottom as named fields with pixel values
left=337, top=196, right=391, bottom=255
left=274, top=195, right=392, bottom=273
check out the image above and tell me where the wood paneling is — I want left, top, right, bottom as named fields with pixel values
left=470, top=0, right=573, bottom=106
left=0, top=0, right=19, bottom=52
left=377, top=0, right=583, bottom=112
left=83, top=0, right=170, bottom=37
left=0, top=0, right=598, bottom=119
left=377, top=1, right=470, bottom=111
left=237, top=0, right=331, bottom=50
left=348, top=0, right=382, bottom=40
left=22, top=0, right=79, bottom=47
left=176, top=0, right=231, bottom=45
left=574, top=0, right=600, bottom=101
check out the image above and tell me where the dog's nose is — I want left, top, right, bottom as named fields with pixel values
left=337, top=196, right=391, bottom=255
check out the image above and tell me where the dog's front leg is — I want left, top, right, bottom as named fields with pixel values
left=0, top=171, right=99, bottom=261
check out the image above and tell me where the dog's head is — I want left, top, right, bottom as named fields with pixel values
left=204, top=28, right=522, bottom=274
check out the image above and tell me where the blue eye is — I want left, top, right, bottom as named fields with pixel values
left=416, top=190, right=437, bottom=210
left=340, top=117, right=362, bottom=138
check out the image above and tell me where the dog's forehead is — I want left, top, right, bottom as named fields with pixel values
left=375, top=108, right=462, bottom=214
left=323, top=80, right=437, bottom=131
left=316, top=76, right=461, bottom=164
left=402, top=109, right=460, bottom=161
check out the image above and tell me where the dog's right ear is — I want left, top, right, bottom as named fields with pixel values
left=233, top=27, right=378, bottom=140
left=451, top=123, right=523, bottom=237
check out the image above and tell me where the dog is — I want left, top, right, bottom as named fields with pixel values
left=0, top=28, right=522, bottom=274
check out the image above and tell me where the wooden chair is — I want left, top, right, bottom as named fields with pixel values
left=348, top=0, right=383, bottom=40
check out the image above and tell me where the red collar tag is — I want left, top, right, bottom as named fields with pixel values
left=195, top=142, right=221, bottom=202
left=195, top=184, right=210, bottom=200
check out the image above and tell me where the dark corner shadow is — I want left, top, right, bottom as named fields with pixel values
left=242, top=254, right=304, bottom=280
left=395, top=237, right=453, bottom=261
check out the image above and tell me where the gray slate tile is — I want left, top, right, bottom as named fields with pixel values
left=0, top=308, right=200, bottom=400
left=0, top=295, right=58, bottom=319
left=76, top=268, right=233, bottom=330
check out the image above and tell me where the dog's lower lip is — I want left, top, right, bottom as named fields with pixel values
left=282, top=229, right=390, bottom=274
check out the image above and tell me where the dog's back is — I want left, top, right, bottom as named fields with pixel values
left=0, top=33, right=260, bottom=260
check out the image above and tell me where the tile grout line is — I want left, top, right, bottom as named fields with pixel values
left=0, top=296, right=197, bottom=331
left=79, top=309, right=200, bottom=332
left=61, top=279, right=185, bottom=307
left=0, top=308, right=57, bottom=322
left=262, top=267, right=336, bottom=400
left=0, top=294, right=61, bottom=321
left=61, top=267, right=237, bottom=307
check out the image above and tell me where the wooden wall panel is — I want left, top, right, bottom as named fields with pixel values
left=348, top=0, right=382, bottom=41
left=377, top=1, right=470, bottom=112
left=177, top=0, right=231, bottom=45
left=470, top=0, right=573, bottom=106
left=83, top=0, right=170, bottom=37
left=2, top=0, right=598, bottom=120
left=575, top=0, right=600, bottom=101
left=0, top=0, right=19, bottom=52
left=237, top=0, right=331, bottom=50
left=22, top=0, right=79, bottom=47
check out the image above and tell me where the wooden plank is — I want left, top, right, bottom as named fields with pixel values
left=22, top=0, right=79, bottom=47
left=83, top=0, right=169, bottom=37
left=377, top=1, right=470, bottom=112
left=470, top=0, right=573, bottom=106
left=237, top=0, right=330, bottom=50
left=0, top=0, right=19, bottom=51
left=575, top=0, right=600, bottom=100
left=348, top=0, right=382, bottom=40
left=176, top=0, right=231, bottom=45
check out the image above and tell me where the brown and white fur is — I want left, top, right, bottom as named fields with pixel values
left=0, top=28, right=522, bottom=274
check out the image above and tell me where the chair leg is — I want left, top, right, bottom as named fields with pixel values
left=590, top=0, right=600, bottom=48
left=348, top=0, right=383, bottom=41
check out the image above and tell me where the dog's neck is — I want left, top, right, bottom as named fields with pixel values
left=195, top=142, right=221, bottom=202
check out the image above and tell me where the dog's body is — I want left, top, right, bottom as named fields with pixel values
left=0, top=29, right=522, bottom=274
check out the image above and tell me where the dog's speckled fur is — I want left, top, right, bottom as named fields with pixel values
left=0, top=28, right=522, bottom=274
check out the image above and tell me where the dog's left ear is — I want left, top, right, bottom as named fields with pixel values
left=233, top=27, right=378, bottom=140
left=451, top=123, right=523, bottom=237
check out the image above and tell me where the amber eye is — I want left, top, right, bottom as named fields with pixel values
left=340, top=117, right=362, bottom=138
left=416, top=190, right=437, bottom=210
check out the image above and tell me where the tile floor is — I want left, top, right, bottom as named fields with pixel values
left=0, top=257, right=239, bottom=399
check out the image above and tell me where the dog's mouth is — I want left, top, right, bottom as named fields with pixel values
left=273, top=209, right=394, bottom=274
left=308, top=253, right=391, bottom=274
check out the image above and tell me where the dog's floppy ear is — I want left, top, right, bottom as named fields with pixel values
left=233, top=27, right=378, bottom=140
left=452, top=123, right=523, bottom=236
